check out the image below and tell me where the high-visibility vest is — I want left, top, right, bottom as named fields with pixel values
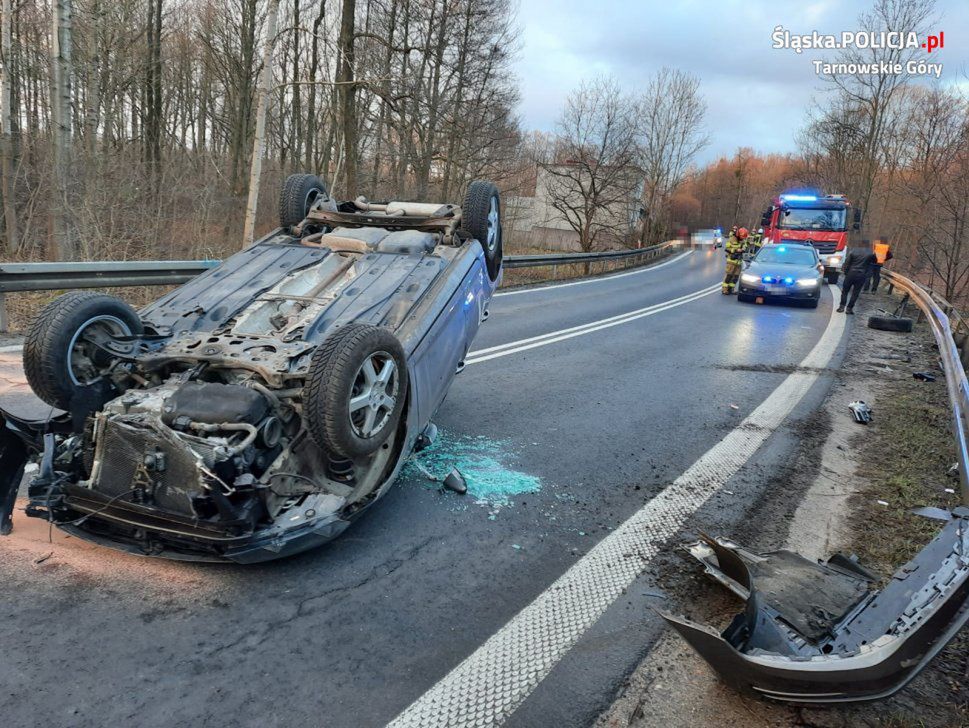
left=874, top=242, right=890, bottom=264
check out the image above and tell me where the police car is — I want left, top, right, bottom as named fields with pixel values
left=737, top=242, right=823, bottom=308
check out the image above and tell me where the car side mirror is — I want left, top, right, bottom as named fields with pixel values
left=760, top=212, right=771, bottom=227
left=853, top=208, right=863, bottom=230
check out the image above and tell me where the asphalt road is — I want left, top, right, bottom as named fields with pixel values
left=0, top=247, right=847, bottom=728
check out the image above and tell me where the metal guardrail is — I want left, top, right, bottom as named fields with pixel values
left=0, top=241, right=677, bottom=330
left=502, top=241, right=674, bottom=269
left=883, top=270, right=969, bottom=504
left=0, top=260, right=221, bottom=293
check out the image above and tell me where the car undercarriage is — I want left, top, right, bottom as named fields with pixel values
left=0, top=175, right=503, bottom=561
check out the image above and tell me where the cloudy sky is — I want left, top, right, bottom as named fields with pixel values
left=514, top=0, right=968, bottom=162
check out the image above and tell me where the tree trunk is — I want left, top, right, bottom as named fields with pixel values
left=145, top=0, right=163, bottom=189
left=50, top=0, right=75, bottom=260
left=304, top=0, right=325, bottom=171
left=242, top=0, right=280, bottom=247
left=0, top=0, right=18, bottom=253
left=335, top=0, right=356, bottom=197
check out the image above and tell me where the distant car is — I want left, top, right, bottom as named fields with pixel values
left=691, top=228, right=723, bottom=248
left=0, top=174, right=503, bottom=562
left=737, top=243, right=823, bottom=308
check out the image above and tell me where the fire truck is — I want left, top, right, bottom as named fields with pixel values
left=760, top=192, right=862, bottom=285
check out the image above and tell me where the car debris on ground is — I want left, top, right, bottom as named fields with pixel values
left=849, top=400, right=873, bottom=423
left=662, top=515, right=969, bottom=703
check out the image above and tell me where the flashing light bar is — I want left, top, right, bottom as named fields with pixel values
left=780, top=194, right=817, bottom=202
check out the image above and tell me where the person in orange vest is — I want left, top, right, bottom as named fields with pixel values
left=864, top=237, right=893, bottom=293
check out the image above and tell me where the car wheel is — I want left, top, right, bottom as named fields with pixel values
left=807, top=297, right=820, bottom=309
left=737, top=293, right=753, bottom=303
left=868, top=315, right=913, bottom=333
left=825, top=271, right=840, bottom=285
left=304, top=323, right=408, bottom=459
left=279, top=173, right=328, bottom=231
left=24, top=291, right=143, bottom=410
left=462, top=180, right=502, bottom=282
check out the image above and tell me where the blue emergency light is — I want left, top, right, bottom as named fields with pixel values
left=780, top=194, right=817, bottom=202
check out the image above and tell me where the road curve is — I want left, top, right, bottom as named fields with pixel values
left=0, top=247, right=847, bottom=728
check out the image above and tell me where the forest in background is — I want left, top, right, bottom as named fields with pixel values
left=0, top=0, right=522, bottom=262
left=0, top=0, right=966, bottom=301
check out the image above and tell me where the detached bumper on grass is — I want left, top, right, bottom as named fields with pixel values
left=663, top=515, right=969, bottom=704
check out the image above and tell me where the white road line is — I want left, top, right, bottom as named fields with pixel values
left=0, top=344, right=23, bottom=353
left=466, top=283, right=720, bottom=365
left=494, top=250, right=693, bottom=297
left=387, top=291, right=845, bottom=728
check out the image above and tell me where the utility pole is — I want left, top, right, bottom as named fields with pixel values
left=50, top=0, right=75, bottom=259
left=242, top=0, right=280, bottom=248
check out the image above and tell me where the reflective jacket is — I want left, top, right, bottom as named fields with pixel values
left=873, top=242, right=892, bottom=264
left=725, top=234, right=747, bottom=261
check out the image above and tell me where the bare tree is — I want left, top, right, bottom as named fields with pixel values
left=542, top=77, right=638, bottom=252
left=334, top=0, right=356, bottom=197
left=0, top=0, right=16, bottom=253
left=897, top=86, right=969, bottom=301
left=243, top=0, right=280, bottom=247
left=634, top=67, right=707, bottom=244
left=810, top=0, right=935, bottom=219
left=50, top=0, right=75, bottom=259
left=0, top=0, right=523, bottom=268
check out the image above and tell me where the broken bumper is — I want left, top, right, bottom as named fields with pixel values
left=663, top=512, right=969, bottom=703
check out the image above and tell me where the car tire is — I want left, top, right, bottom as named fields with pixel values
left=868, top=315, right=913, bottom=333
left=279, top=173, right=328, bottom=231
left=807, top=297, right=820, bottom=309
left=304, top=323, right=408, bottom=459
left=737, top=293, right=753, bottom=303
left=24, top=291, right=143, bottom=410
left=825, top=271, right=840, bottom=285
left=462, top=180, right=502, bottom=281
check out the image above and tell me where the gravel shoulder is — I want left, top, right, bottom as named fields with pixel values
left=597, top=289, right=968, bottom=728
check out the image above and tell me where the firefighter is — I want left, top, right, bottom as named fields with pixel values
left=722, top=227, right=749, bottom=294
left=748, top=227, right=765, bottom=254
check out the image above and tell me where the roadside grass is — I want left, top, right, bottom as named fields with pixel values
left=840, top=323, right=969, bottom=727
left=851, top=386, right=959, bottom=575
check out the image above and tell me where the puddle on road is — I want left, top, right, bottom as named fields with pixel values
left=406, top=429, right=541, bottom=508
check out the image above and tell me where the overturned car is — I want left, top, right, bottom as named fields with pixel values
left=0, top=175, right=503, bottom=562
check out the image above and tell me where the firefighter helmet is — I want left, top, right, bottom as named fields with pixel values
left=737, top=227, right=749, bottom=239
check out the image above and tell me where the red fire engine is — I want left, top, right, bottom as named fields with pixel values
left=760, top=192, right=862, bottom=285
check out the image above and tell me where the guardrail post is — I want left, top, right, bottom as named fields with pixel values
left=0, top=293, right=7, bottom=334
left=957, top=333, right=969, bottom=373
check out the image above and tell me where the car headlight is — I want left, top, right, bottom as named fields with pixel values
left=827, top=256, right=842, bottom=266
left=740, top=273, right=760, bottom=284
left=797, top=278, right=819, bottom=287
